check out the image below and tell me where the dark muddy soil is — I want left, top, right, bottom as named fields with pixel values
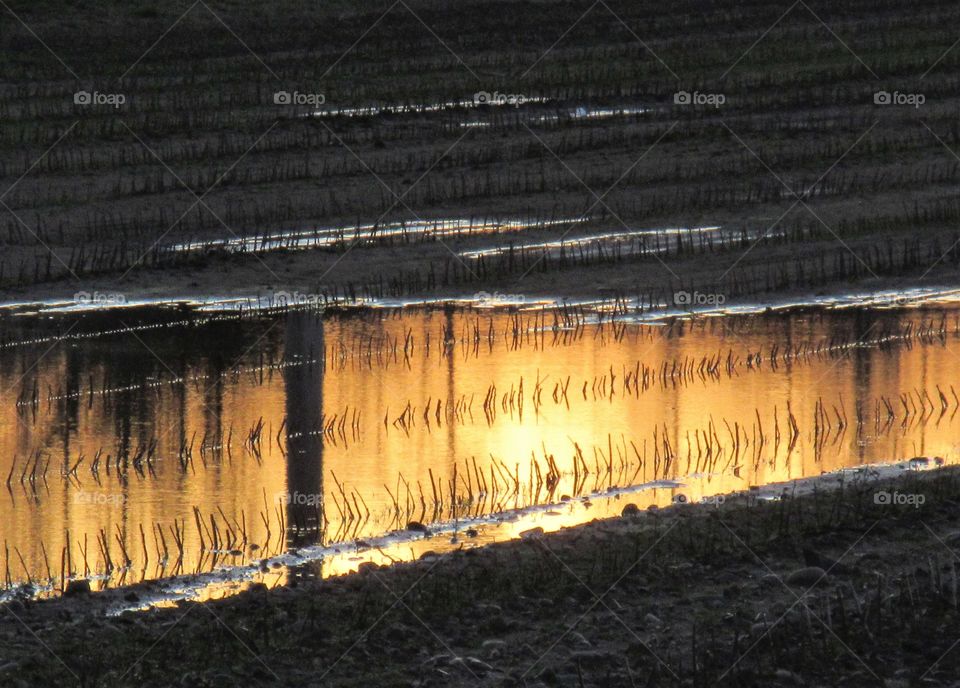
left=2, top=467, right=959, bottom=686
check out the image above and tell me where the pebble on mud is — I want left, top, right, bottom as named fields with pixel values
left=455, top=657, right=493, bottom=674
left=64, top=579, right=91, bottom=597
left=621, top=503, right=640, bottom=517
left=774, top=668, right=805, bottom=685
left=760, top=573, right=781, bottom=588
left=786, top=566, right=827, bottom=587
left=406, top=521, right=429, bottom=533
left=357, top=562, right=380, bottom=575
left=482, top=639, right=507, bottom=659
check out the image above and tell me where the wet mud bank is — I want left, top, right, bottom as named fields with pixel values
left=3, top=465, right=959, bottom=687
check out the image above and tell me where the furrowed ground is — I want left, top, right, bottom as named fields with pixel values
left=1, top=0, right=959, bottom=303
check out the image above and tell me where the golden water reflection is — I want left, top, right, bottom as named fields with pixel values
left=0, top=305, right=958, bottom=597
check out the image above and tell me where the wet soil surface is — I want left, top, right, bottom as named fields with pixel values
left=2, top=467, right=960, bottom=686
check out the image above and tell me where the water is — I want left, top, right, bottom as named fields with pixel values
left=459, top=104, right=649, bottom=128
left=304, top=98, right=646, bottom=129
left=2, top=299, right=959, bottom=603
left=305, top=95, right=552, bottom=118
left=458, top=226, right=726, bottom=261
left=167, top=216, right=588, bottom=256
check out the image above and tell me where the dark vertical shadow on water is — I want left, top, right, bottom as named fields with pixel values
left=283, top=311, right=325, bottom=551
left=443, top=306, right=457, bottom=522
left=851, top=315, right=875, bottom=464
left=662, top=319, right=681, bottom=486
left=781, top=314, right=796, bottom=473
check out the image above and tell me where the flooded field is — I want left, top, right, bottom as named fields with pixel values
left=167, top=216, right=588, bottom=256
left=2, top=300, right=959, bottom=604
left=458, top=225, right=727, bottom=262
left=305, top=97, right=647, bottom=130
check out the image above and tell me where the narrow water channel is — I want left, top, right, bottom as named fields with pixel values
left=1, top=300, right=957, bottom=602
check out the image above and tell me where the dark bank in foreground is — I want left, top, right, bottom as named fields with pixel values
left=2, top=465, right=958, bottom=687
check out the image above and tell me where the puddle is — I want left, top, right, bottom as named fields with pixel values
left=306, top=95, right=552, bottom=118
left=167, top=216, right=589, bottom=256
left=305, top=98, right=646, bottom=128
left=2, top=298, right=960, bottom=608
left=460, top=104, right=649, bottom=128
left=459, top=225, right=726, bottom=260
left=594, top=286, right=960, bottom=322
left=3, top=284, right=960, bottom=322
